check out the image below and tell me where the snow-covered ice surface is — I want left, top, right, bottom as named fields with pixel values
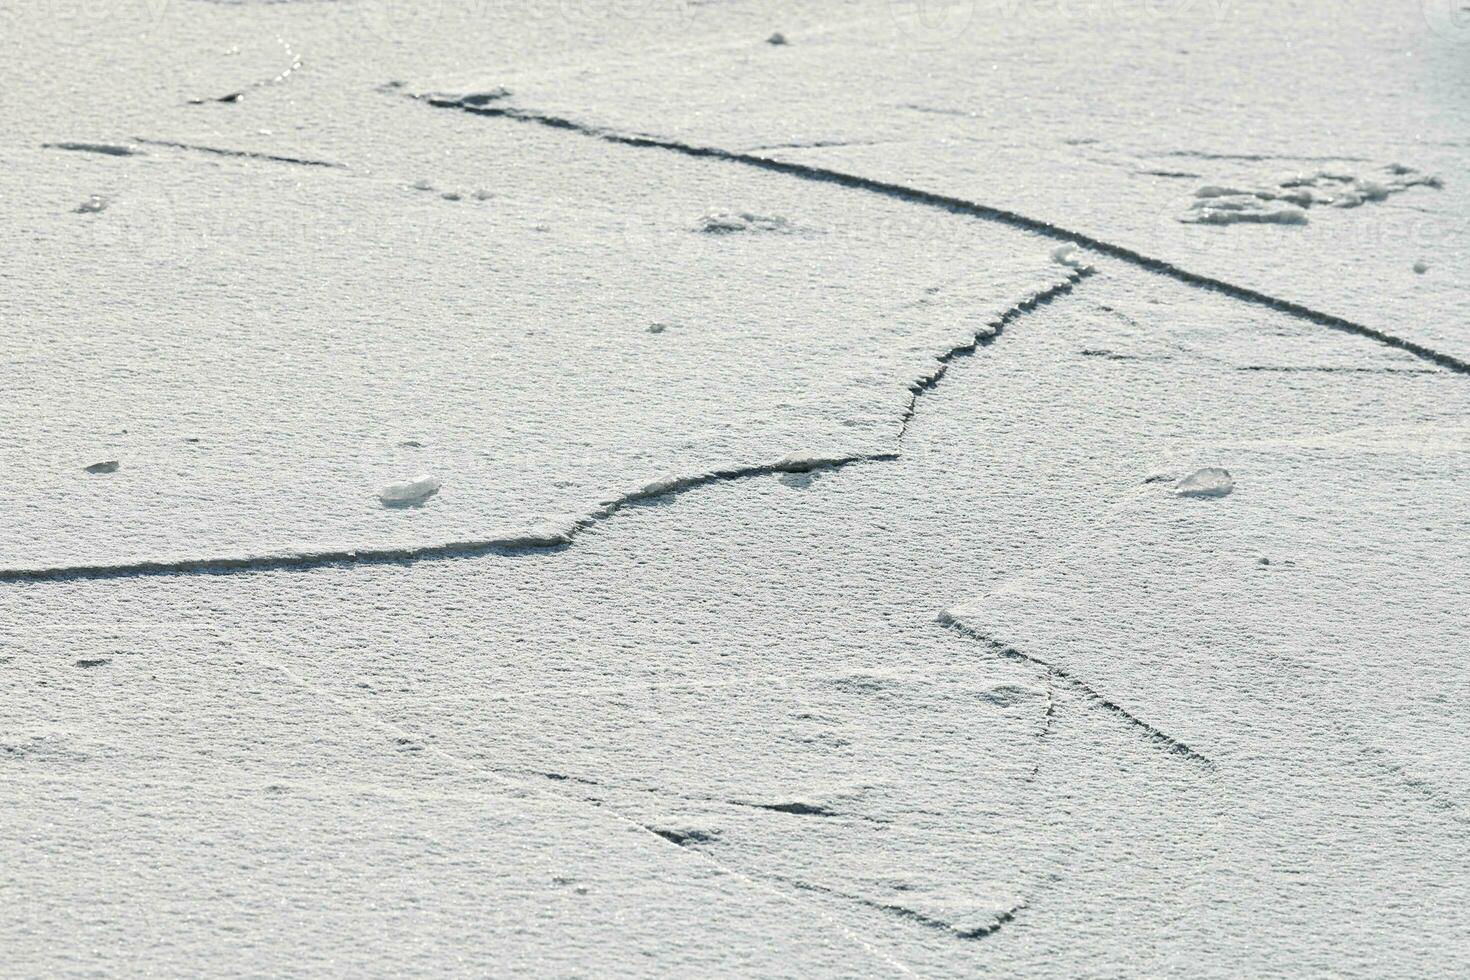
left=3, top=1, right=1468, bottom=976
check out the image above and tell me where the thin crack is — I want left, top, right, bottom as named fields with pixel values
left=132, top=137, right=346, bottom=169
left=940, top=616, right=1214, bottom=769
left=417, top=94, right=1469, bottom=376
left=521, top=766, right=902, bottom=827
left=775, top=874, right=1027, bottom=941
left=898, top=270, right=1093, bottom=441
left=1235, top=364, right=1442, bottom=376
left=243, top=642, right=914, bottom=974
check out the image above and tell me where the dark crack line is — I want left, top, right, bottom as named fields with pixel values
left=940, top=616, right=1214, bottom=769
left=131, top=138, right=346, bottom=169
left=898, top=270, right=1093, bottom=440
left=417, top=95, right=1468, bottom=376
left=0, top=454, right=890, bottom=584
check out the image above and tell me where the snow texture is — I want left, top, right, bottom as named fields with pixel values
left=2, top=1, right=1467, bottom=976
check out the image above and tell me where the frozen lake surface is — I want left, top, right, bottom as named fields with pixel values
left=3, top=1, right=1468, bottom=975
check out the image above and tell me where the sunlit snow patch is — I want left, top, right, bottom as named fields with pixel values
left=1174, top=467, right=1234, bottom=498
left=377, top=474, right=441, bottom=507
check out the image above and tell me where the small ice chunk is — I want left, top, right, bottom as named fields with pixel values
left=84, top=460, right=119, bottom=474
left=1194, top=185, right=1252, bottom=198
left=1355, top=179, right=1391, bottom=201
left=767, top=31, right=788, bottom=45
left=1175, top=467, right=1234, bottom=498
left=647, top=322, right=668, bottom=334
left=75, top=195, right=108, bottom=214
left=440, top=191, right=462, bottom=201
left=1186, top=204, right=1307, bottom=226
left=1273, top=187, right=1316, bottom=207
left=1051, top=242, right=1090, bottom=270
left=378, top=474, right=441, bottom=506
left=778, top=471, right=818, bottom=489
left=695, top=210, right=791, bottom=234
left=1413, top=260, right=1429, bottom=274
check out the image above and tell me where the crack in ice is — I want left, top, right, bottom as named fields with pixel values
left=416, top=93, right=1470, bottom=376
left=897, top=270, right=1093, bottom=440
left=774, top=873, right=1029, bottom=941
left=132, top=137, right=346, bottom=169
left=0, top=453, right=891, bottom=583
left=939, top=616, right=1215, bottom=769
left=0, top=262, right=1087, bottom=583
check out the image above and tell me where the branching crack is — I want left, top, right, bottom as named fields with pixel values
left=940, top=615, right=1214, bottom=769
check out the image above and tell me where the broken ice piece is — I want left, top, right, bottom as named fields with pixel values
left=695, top=210, right=791, bottom=234
left=1051, top=242, right=1090, bottom=270
left=84, top=460, right=119, bottom=474
left=378, top=474, right=441, bottom=506
left=1174, top=467, right=1233, bottom=498
left=75, top=195, right=107, bottom=214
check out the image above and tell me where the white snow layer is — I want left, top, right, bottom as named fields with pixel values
left=2, top=1, right=1467, bottom=976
